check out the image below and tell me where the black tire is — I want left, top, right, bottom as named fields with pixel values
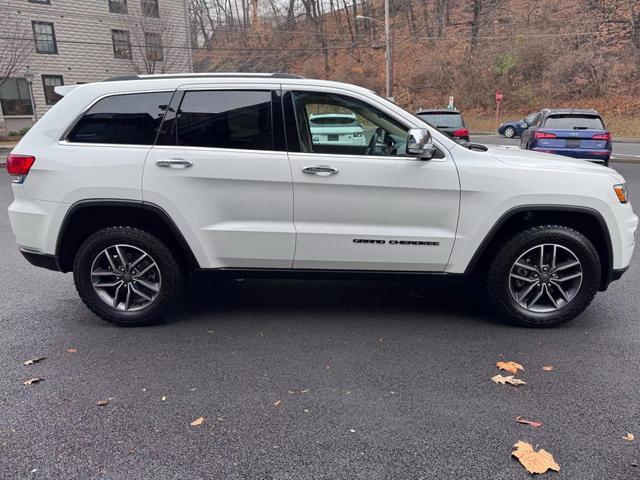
left=504, top=126, right=516, bottom=138
left=487, top=225, right=601, bottom=327
left=73, top=226, right=184, bottom=326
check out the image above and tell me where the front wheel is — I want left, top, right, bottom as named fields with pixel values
left=487, top=225, right=601, bottom=327
left=504, top=126, right=516, bottom=138
left=73, top=226, right=185, bottom=326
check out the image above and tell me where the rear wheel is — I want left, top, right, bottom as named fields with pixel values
left=504, top=126, right=516, bottom=138
left=73, top=226, right=184, bottom=326
left=487, top=225, right=601, bottom=327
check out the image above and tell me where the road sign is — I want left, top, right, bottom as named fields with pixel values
left=496, top=90, right=504, bottom=104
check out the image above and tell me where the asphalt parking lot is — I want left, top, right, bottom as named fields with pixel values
left=0, top=161, right=639, bottom=479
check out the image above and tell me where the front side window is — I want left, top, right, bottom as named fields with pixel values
left=0, top=78, right=34, bottom=116
left=42, top=75, right=63, bottom=105
left=67, top=92, right=172, bottom=145
left=172, top=90, right=273, bottom=150
left=109, top=0, right=128, bottom=14
left=145, top=32, right=163, bottom=61
left=142, top=0, right=159, bottom=17
left=112, top=30, right=132, bottom=59
left=291, top=91, right=409, bottom=156
left=32, top=21, right=57, bottom=54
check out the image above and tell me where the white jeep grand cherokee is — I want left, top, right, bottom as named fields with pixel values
left=6, top=73, right=638, bottom=327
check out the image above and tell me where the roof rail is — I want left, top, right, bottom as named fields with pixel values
left=103, top=72, right=304, bottom=82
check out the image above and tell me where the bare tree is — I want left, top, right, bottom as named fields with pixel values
left=0, top=8, right=33, bottom=89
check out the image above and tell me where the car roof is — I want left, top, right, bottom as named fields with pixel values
left=542, top=108, right=601, bottom=116
left=416, top=109, right=461, bottom=114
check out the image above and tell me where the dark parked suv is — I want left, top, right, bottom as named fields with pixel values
left=520, top=109, right=612, bottom=166
left=416, top=109, right=470, bottom=145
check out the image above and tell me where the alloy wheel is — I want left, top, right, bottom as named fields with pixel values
left=508, top=243, right=583, bottom=314
left=504, top=127, right=516, bottom=138
left=90, top=244, right=161, bottom=312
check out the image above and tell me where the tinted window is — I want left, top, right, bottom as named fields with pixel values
left=417, top=112, right=463, bottom=128
left=544, top=115, right=605, bottom=130
left=310, top=115, right=358, bottom=126
left=68, top=92, right=171, bottom=144
left=176, top=90, right=273, bottom=150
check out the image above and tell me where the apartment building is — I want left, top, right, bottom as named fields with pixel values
left=0, top=0, right=192, bottom=131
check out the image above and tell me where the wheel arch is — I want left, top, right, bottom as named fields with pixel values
left=56, top=200, right=199, bottom=273
left=465, top=206, right=613, bottom=290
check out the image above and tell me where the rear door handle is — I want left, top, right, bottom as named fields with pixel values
left=156, top=159, right=193, bottom=169
left=302, top=166, right=339, bottom=176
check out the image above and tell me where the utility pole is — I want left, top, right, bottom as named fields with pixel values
left=357, top=0, right=393, bottom=101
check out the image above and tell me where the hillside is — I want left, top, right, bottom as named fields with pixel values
left=191, top=0, right=640, bottom=135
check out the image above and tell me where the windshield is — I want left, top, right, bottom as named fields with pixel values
left=417, top=112, right=463, bottom=129
left=544, top=115, right=605, bottom=130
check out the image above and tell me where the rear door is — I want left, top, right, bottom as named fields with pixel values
left=143, top=85, right=295, bottom=269
left=284, top=87, right=460, bottom=272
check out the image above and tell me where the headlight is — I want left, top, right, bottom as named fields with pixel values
left=614, top=184, right=628, bottom=204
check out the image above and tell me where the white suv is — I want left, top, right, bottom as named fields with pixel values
left=6, top=73, right=638, bottom=327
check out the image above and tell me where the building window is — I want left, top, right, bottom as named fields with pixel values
left=145, top=32, right=163, bottom=61
left=112, top=30, right=132, bottom=59
left=0, top=78, right=34, bottom=116
left=109, top=0, right=128, bottom=14
left=32, top=21, right=57, bottom=54
left=142, top=0, right=159, bottom=17
left=42, top=75, right=64, bottom=105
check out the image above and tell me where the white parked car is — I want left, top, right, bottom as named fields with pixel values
left=309, top=113, right=367, bottom=147
left=6, top=73, right=638, bottom=327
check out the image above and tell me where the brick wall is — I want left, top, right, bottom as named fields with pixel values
left=1, top=0, right=192, bottom=123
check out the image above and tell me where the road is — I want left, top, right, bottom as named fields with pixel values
left=475, top=134, right=640, bottom=162
left=0, top=163, right=639, bottom=479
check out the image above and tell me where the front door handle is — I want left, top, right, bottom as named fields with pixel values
left=156, top=158, right=193, bottom=169
left=302, top=165, right=339, bottom=176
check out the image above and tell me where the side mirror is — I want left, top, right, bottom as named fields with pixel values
left=407, top=128, right=435, bottom=160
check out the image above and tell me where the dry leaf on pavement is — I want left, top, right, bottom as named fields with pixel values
left=23, top=378, right=43, bottom=385
left=492, top=374, right=526, bottom=386
left=624, top=433, right=635, bottom=442
left=515, top=416, right=543, bottom=428
left=273, top=399, right=282, bottom=407
left=23, top=357, right=46, bottom=366
left=512, top=441, right=560, bottom=474
left=97, top=400, right=109, bottom=407
left=66, top=348, right=77, bottom=353
left=496, top=361, right=524, bottom=376
left=542, top=366, right=555, bottom=371
left=190, top=417, right=204, bottom=427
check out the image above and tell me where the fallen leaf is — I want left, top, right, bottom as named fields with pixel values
left=66, top=348, right=77, bottom=353
left=624, top=433, right=635, bottom=442
left=273, top=399, right=282, bottom=407
left=516, top=416, right=543, bottom=428
left=491, top=374, right=526, bottom=386
left=512, top=441, right=560, bottom=474
left=496, top=361, right=524, bottom=376
left=542, top=365, right=555, bottom=371
left=161, top=396, right=166, bottom=402
left=97, top=400, right=109, bottom=407
left=23, top=378, right=43, bottom=385
left=190, top=417, right=204, bottom=426
left=300, top=389, right=310, bottom=394
left=23, top=357, right=46, bottom=366
left=349, top=429, right=356, bottom=433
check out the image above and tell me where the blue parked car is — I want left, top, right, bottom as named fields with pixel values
left=498, top=112, right=538, bottom=138
left=520, top=109, right=612, bottom=166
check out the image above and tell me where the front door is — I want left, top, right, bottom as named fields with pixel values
left=143, top=86, right=295, bottom=269
left=285, top=89, right=460, bottom=272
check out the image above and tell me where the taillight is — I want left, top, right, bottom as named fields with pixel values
left=6, top=154, right=36, bottom=183
left=592, top=132, right=611, bottom=141
left=534, top=131, right=557, bottom=140
left=452, top=128, right=469, bottom=138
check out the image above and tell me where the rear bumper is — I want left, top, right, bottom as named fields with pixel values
left=532, top=147, right=610, bottom=163
left=20, top=249, right=62, bottom=272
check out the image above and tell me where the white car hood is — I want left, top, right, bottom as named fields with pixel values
left=486, top=145, right=624, bottom=183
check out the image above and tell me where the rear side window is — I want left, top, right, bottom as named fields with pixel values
left=544, top=115, right=605, bottom=130
left=417, top=113, right=463, bottom=128
left=175, top=90, right=273, bottom=150
left=68, top=92, right=171, bottom=145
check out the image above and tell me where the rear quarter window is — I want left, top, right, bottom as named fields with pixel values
left=67, top=92, right=172, bottom=145
left=544, top=115, right=605, bottom=130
